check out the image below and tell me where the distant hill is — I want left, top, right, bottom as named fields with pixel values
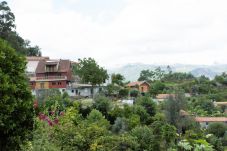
left=108, top=63, right=227, bottom=81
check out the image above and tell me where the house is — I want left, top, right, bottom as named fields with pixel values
left=30, top=59, right=73, bottom=94
left=127, top=81, right=150, bottom=93
left=195, top=117, right=227, bottom=128
left=67, top=83, right=103, bottom=97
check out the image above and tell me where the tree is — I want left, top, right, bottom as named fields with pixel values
left=112, top=117, right=128, bottom=134
left=76, top=58, right=109, bottom=96
left=151, top=120, right=176, bottom=150
left=91, top=135, right=139, bottom=151
left=0, top=39, right=34, bottom=150
left=135, top=96, right=157, bottom=116
left=149, top=81, right=166, bottom=96
left=0, top=1, right=41, bottom=56
left=138, top=69, right=152, bottom=82
left=164, top=91, right=188, bottom=132
left=111, top=73, right=125, bottom=86
left=130, top=126, right=154, bottom=150
left=130, top=89, right=139, bottom=98
left=0, top=1, right=15, bottom=38
left=92, top=95, right=112, bottom=117
left=105, top=83, right=120, bottom=97
left=119, top=88, right=129, bottom=98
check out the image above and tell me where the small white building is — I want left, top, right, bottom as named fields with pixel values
left=67, top=83, right=103, bottom=97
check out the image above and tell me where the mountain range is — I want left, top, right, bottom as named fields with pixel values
left=108, top=63, right=227, bottom=81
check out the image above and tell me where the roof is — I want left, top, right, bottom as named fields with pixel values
left=180, top=110, right=190, bottom=116
left=26, top=56, right=49, bottom=61
left=214, top=102, right=227, bottom=106
left=195, top=117, right=227, bottom=122
left=127, top=81, right=149, bottom=87
left=26, top=60, right=40, bottom=73
left=36, top=59, right=71, bottom=73
left=71, top=83, right=102, bottom=88
left=156, top=94, right=175, bottom=99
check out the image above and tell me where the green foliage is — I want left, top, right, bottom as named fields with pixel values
left=164, top=92, right=187, bottom=128
left=93, top=95, right=112, bottom=117
left=31, top=120, right=60, bottom=151
left=105, top=83, right=120, bottom=96
left=135, top=96, right=157, bottom=116
left=214, top=73, right=227, bottom=85
left=149, top=80, right=166, bottom=96
left=112, top=117, right=128, bottom=134
left=206, top=134, right=224, bottom=151
left=0, top=1, right=41, bottom=56
left=163, top=72, right=195, bottom=82
left=130, top=89, right=139, bottom=97
left=111, top=73, right=125, bottom=86
left=189, top=97, right=216, bottom=116
left=76, top=58, right=108, bottom=86
left=0, top=39, right=34, bottom=150
left=151, top=120, right=177, bottom=150
left=177, top=139, right=214, bottom=151
left=119, top=88, right=129, bottom=98
left=130, top=126, right=154, bottom=150
left=86, top=109, right=110, bottom=129
left=91, top=134, right=139, bottom=151
left=207, top=122, right=227, bottom=138
left=138, top=67, right=165, bottom=82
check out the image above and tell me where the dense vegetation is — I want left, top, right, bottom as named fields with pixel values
left=1, top=1, right=227, bottom=150
left=0, top=1, right=41, bottom=56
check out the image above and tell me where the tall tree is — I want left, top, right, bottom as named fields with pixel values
left=164, top=91, right=187, bottom=132
left=0, top=1, right=41, bottom=56
left=0, top=39, right=34, bottom=150
left=76, top=58, right=109, bottom=95
left=111, top=73, right=125, bottom=86
left=0, top=1, right=15, bottom=38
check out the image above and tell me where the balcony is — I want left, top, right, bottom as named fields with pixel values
left=35, top=76, right=67, bottom=81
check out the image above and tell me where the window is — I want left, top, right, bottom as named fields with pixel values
left=75, top=89, right=78, bottom=94
left=46, top=65, right=56, bottom=72
left=40, top=83, right=44, bottom=89
left=52, top=82, right=56, bottom=85
left=58, top=82, right=61, bottom=85
left=71, top=90, right=74, bottom=93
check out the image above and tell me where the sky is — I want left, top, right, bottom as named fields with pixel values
left=6, top=0, right=227, bottom=68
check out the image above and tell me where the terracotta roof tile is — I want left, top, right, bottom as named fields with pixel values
left=127, top=81, right=149, bottom=87
left=36, top=59, right=71, bottom=73
left=195, top=117, right=227, bottom=122
left=156, top=94, right=175, bottom=99
left=214, top=102, right=227, bottom=106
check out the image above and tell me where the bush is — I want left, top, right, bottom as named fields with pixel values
left=130, top=89, right=139, bottom=97
left=0, top=39, right=34, bottom=150
left=93, top=95, right=112, bottom=117
left=207, top=122, right=227, bottom=138
left=119, top=88, right=129, bottom=98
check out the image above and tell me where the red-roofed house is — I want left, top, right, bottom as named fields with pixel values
left=195, top=117, right=227, bottom=128
left=127, top=81, right=150, bottom=93
left=30, top=59, right=73, bottom=93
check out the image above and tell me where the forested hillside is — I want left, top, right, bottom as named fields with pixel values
left=0, top=1, right=41, bottom=56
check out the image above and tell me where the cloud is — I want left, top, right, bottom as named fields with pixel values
left=7, top=0, right=227, bottom=68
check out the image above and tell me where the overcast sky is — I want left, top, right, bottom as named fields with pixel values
left=6, top=0, right=227, bottom=68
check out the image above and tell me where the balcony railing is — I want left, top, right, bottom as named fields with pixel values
left=36, top=76, right=67, bottom=80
